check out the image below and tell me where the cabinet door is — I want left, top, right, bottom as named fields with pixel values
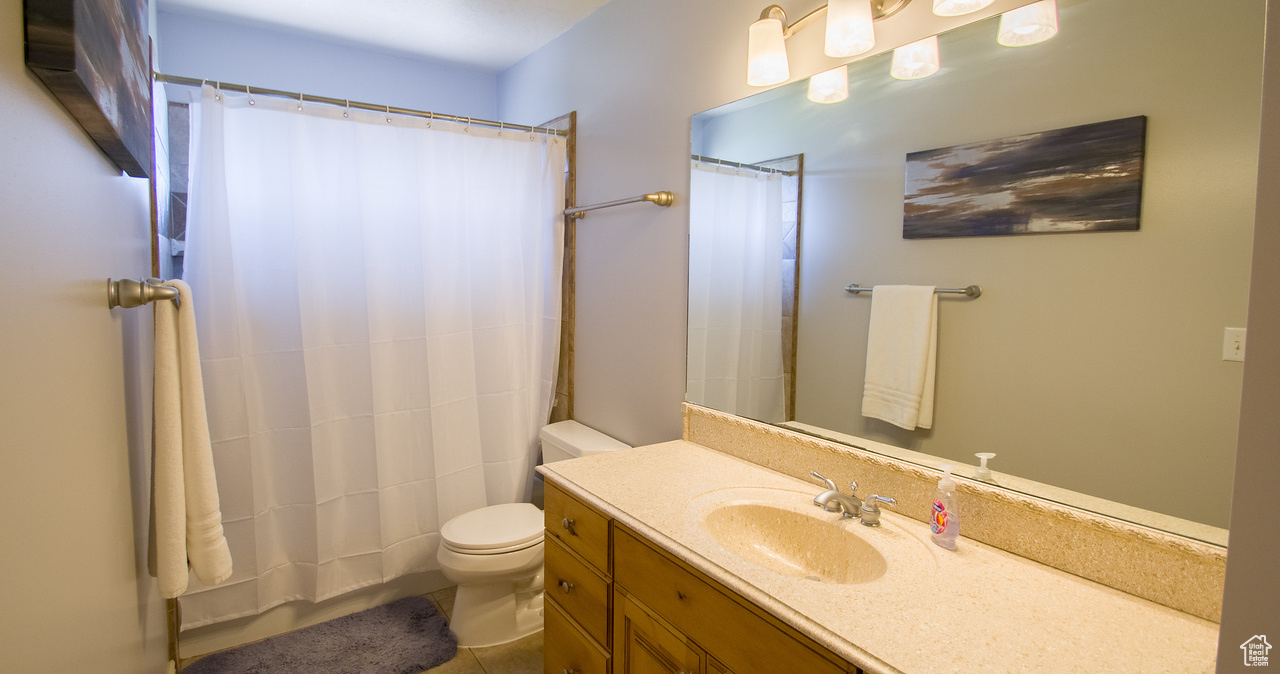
left=614, top=590, right=703, bottom=674
left=546, top=599, right=610, bottom=674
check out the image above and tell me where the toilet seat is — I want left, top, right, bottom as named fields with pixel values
left=441, top=503, right=544, bottom=555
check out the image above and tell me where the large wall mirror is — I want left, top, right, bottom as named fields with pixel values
left=688, top=0, right=1265, bottom=544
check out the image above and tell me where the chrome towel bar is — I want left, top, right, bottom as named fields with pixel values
left=564, top=191, right=674, bottom=219
left=845, top=283, right=982, bottom=298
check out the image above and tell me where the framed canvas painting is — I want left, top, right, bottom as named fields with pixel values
left=903, top=116, right=1146, bottom=239
left=24, top=0, right=152, bottom=178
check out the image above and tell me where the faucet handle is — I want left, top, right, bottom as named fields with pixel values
left=810, top=471, right=837, bottom=492
left=859, top=495, right=896, bottom=527
left=848, top=481, right=858, bottom=497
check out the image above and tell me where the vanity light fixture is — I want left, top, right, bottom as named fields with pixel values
left=998, top=0, right=1058, bottom=47
left=890, top=35, right=941, bottom=80
left=747, top=14, right=791, bottom=85
left=825, top=0, right=876, bottom=57
left=932, top=0, right=994, bottom=16
left=808, top=65, right=850, bottom=103
left=748, top=0, right=913, bottom=86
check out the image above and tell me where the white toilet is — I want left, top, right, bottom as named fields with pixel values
left=436, top=420, right=629, bottom=647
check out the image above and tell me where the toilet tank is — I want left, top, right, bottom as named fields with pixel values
left=539, top=420, right=629, bottom=463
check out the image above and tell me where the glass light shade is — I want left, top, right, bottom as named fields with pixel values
left=808, top=65, right=849, bottom=104
left=998, top=0, right=1059, bottom=47
left=747, top=18, right=790, bottom=86
left=825, top=0, right=875, bottom=58
left=890, top=35, right=941, bottom=80
left=932, top=0, right=995, bottom=16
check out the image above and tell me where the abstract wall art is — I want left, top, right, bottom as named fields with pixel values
left=24, top=0, right=152, bottom=178
left=903, top=116, right=1146, bottom=239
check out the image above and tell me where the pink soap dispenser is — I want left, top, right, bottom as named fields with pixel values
left=930, top=465, right=960, bottom=550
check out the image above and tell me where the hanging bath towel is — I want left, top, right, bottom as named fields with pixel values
left=861, top=285, right=937, bottom=431
left=153, top=279, right=232, bottom=598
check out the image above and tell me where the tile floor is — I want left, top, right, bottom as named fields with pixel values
left=421, top=586, right=544, bottom=674
left=180, top=586, right=544, bottom=673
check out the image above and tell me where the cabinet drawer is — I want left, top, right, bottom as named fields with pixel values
left=546, top=535, right=611, bottom=647
left=545, top=480, right=611, bottom=573
left=546, top=598, right=610, bottom=674
left=614, top=525, right=847, bottom=674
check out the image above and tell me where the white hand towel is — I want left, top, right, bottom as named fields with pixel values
left=861, top=285, right=937, bottom=431
left=155, top=280, right=232, bottom=598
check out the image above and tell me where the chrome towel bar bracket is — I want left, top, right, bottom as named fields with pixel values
left=107, top=278, right=179, bottom=309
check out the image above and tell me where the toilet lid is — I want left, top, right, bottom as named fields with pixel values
left=440, top=503, right=544, bottom=552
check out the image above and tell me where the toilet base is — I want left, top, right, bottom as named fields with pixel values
left=450, top=575, right=545, bottom=648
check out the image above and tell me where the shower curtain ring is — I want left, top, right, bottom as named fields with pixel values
left=247, top=86, right=255, bottom=105
left=386, top=106, right=392, bottom=123
left=426, top=111, right=432, bottom=128
left=497, top=121, right=503, bottom=137
left=214, top=81, right=221, bottom=101
left=343, top=100, right=350, bottom=118
left=465, top=117, right=472, bottom=133
left=297, top=93, right=304, bottom=111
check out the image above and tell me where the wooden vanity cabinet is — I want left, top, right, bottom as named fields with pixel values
left=545, top=481, right=614, bottom=673
left=544, top=479, right=862, bottom=674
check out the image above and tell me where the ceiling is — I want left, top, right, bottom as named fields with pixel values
left=156, top=0, right=612, bottom=71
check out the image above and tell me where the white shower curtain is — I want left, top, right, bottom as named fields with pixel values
left=686, top=162, right=786, bottom=423
left=179, top=86, right=566, bottom=628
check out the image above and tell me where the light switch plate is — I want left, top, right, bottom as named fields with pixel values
left=1223, top=327, right=1246, bottom=362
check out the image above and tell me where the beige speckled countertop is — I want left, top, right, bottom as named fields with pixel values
left=538, top=440, right=1219, bottom=674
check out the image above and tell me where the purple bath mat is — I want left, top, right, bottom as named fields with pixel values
left=183, top=596, right=457, bottom=674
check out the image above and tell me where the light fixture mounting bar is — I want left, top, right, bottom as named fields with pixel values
left=760, top=0, right=912, bottom=39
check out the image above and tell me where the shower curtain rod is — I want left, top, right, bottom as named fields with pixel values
left=154, top=73, right=569, bottom=138
left=691, top=154, right=797, bottom=176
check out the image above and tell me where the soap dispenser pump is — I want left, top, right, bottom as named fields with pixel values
left=931, top=465, right=960, bottom=550
left=974, top=453, right=996, bottom=481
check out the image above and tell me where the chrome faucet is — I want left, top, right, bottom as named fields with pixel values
left=859, top=495, right=897, bottom=527
left=810, top=471, right=861, bottom=518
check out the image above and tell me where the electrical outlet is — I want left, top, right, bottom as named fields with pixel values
left=1223, top=327, right=1246, bottom=362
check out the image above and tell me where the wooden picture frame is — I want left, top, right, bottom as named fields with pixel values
left=24, top=0, right=152, bottom=178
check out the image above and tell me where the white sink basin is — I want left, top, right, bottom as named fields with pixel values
left=700, top=502, right=888, bottom=584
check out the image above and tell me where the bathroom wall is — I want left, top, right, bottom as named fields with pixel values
left=496, top=0, right=762, bottom=447
left=0, top=0, right=166, bottom=670
left=1218, top=0, right=1280, bottom=664
left=157, top=10, right=499, bottom=119
left=500, top=0, right=1280, bottom=647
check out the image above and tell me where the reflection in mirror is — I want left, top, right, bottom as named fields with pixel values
left=687, top=154, right=803, bottom=423
left=688, top=0, right=1265, bottom=543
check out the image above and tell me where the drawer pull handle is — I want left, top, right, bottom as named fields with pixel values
left=561, top=517, right=576, bottom=535
left=559, top=580, right=575, bottom=594
left=562, top=670, right=575, bottom=674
